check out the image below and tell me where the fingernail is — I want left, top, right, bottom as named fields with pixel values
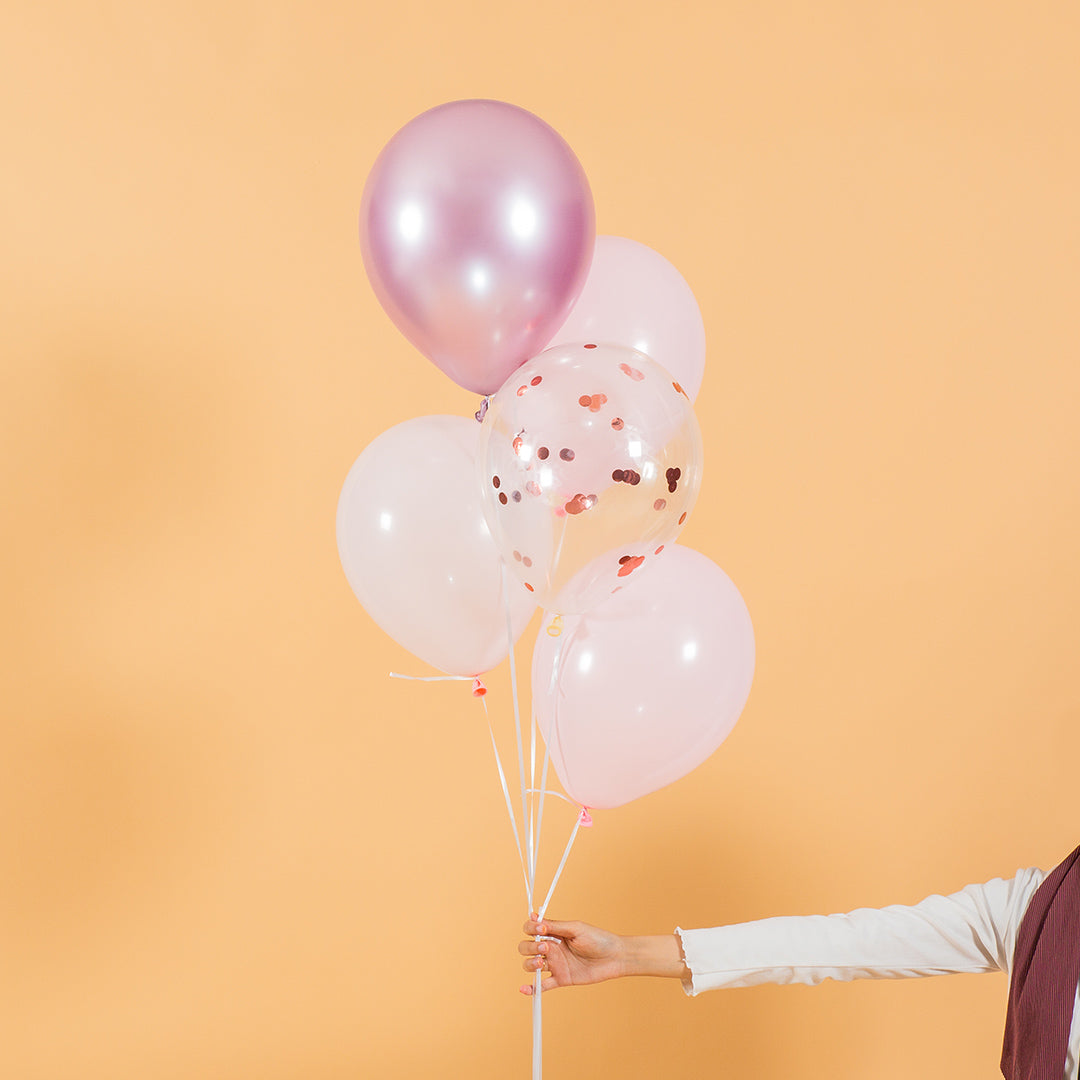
left=538, top=943, right=548, bottom=954
left=536, top=924, right=546, bottom=935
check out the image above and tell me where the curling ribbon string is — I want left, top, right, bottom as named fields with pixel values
left=386, top=670, right=529, bottom=895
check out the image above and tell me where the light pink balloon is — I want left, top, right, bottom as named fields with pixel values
left=548, top=236, right=707, bottom=402
left=360, top=100, right=595, bottom=395
left=531, top=546, right=754, bottom=809
left=336, top=415, right=535, bottom=675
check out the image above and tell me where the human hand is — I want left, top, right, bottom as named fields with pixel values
left=518, top=913, right=627, bottom=995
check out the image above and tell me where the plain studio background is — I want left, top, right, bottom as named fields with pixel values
left=1, top=3, right=1077, bottom=1078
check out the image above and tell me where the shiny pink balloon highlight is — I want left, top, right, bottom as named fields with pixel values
left=531, top=545, right=754, bottom=809
left=360, top=100, right=596, bottom=395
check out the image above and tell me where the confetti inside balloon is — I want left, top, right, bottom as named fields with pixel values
left=477, top=342, right=703, bottom=612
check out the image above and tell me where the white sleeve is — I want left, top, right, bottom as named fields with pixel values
left=674, top=868, right=1044, bottom=997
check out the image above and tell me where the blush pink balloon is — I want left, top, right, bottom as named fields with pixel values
left=360, top=100, right=595, bottom=395
left=336, top=415, right=535, bottom=676
left=548, top=236, right=707, bottom=401
left=531, top=545, right=754, bottom=809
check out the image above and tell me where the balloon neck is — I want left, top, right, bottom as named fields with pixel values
left=474, top=396, right=490, bottom=423
left=578, top=807, right=593, bottom=827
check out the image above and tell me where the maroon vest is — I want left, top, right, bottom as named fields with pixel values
left=1001, top=845, right=1080, bottom=1080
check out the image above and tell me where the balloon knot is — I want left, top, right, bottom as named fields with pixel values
left=474, top=396, right=490, bottom=423
left=579, top=807, right=593, bottom=827
left=472, top=678, right=487, bottom=697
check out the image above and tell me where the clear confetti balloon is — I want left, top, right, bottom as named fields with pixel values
left=477, top=342, right=703, bottom=613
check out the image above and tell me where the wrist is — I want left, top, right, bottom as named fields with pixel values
left=621, top=934, right=689, bottom=980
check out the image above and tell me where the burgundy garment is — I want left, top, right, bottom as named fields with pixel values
left=1002, top=846, right=1080, bottom=1080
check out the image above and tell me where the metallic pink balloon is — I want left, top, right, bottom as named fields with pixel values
left=360, top=100, right=595, bottom=395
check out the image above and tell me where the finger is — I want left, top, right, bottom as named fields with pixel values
left=519, top=974, right=562, bottom=995
left=532, top=917, right=583, bottom=940
left=518, top=940, right=542, bottom=957
left=521, top=955, right=547, bottom=973
left=524, top=917, right=580, bottom=939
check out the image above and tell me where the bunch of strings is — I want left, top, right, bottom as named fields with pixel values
left=389, top=565, right=587, bottom=1078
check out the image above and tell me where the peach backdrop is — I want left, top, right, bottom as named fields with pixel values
left=2, top=3, right=1077, bottom=1078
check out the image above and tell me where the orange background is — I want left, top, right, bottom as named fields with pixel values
left=2, top=3, right=1078, bottom=1078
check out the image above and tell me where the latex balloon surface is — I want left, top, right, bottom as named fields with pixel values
left=337, top=415, right=534, bottom=675
left=548, top=235, right=707, bottom=401
left=531, top=545, right=755, bottom=809
left=478, top=342, right=702, bottom=613
left=360, top=99, right=595, bottom=395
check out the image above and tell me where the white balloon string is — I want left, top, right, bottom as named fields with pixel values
left=532, top=967, right=543, bottom=1079
left=533, top=617, right=570, bottom=885
left=481, top=695, right=530, bottom=899
left=388, top=672, right=472, bottom=681
left=500, top=563, right=532, bottom=914
left=538, top=810, right=585, bottom=921
left=386, top=671, right=529, bottom=893
left=525, top=787, right=574, bottom=803
left=529, top=687, right=538, bottom=903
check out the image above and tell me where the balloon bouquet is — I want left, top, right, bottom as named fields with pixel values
left=336, top=100, right=755, bottom=1076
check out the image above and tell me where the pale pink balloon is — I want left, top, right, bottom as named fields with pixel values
left=336, top=415, right=535, bottom=675
left=531, top=546, right=754, bottom=809
left=548, top=236, right=707, bottom=402
left=477, top=342, right=702, bottom=613
left=360, top=100, right=595, bottom=395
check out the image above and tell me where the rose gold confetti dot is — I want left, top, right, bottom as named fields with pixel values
left=559, top=448, right=575, bottom=461
left=611, top=417, right=624, bottom=430
left=522, top=556, right=532, bottom=568
left=584, top=343, right=597, bottom=349
left=498, top=492, right=508, bottom=505
left=679, top=512, right=687, bottom=524
left=492, top=475, right=500, bottom=488
left=537, top=446, right=549, bottom=460
left=513, top=550, right=522, bottom=561
left=612, top=469, right=624, bottom=482
left=531, top=375, right=542, bottom=386
left=512, top=490, right=521, bottom=502
left=578, top=395, right=591, bottom=407
left=654, top=545, right=664, bottom=555
left=512, top=436, right=523, bottom=454
left=619, top=363, right=644, bottom=381
left=654, top=498, right=666, bottom=510
left=526, top=480, right=541, bottom=496
left=517, top=385, right=528, bottom=396
left=618, top=555, right=632, bottom=564
left=524, top=583, right=534, bottom=592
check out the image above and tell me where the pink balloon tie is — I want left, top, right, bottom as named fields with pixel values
left=578, top=808, right=593, bottom=827
left=472, top=678, right=488, bottom=697
left=474, top=396, right=490, bottom=423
